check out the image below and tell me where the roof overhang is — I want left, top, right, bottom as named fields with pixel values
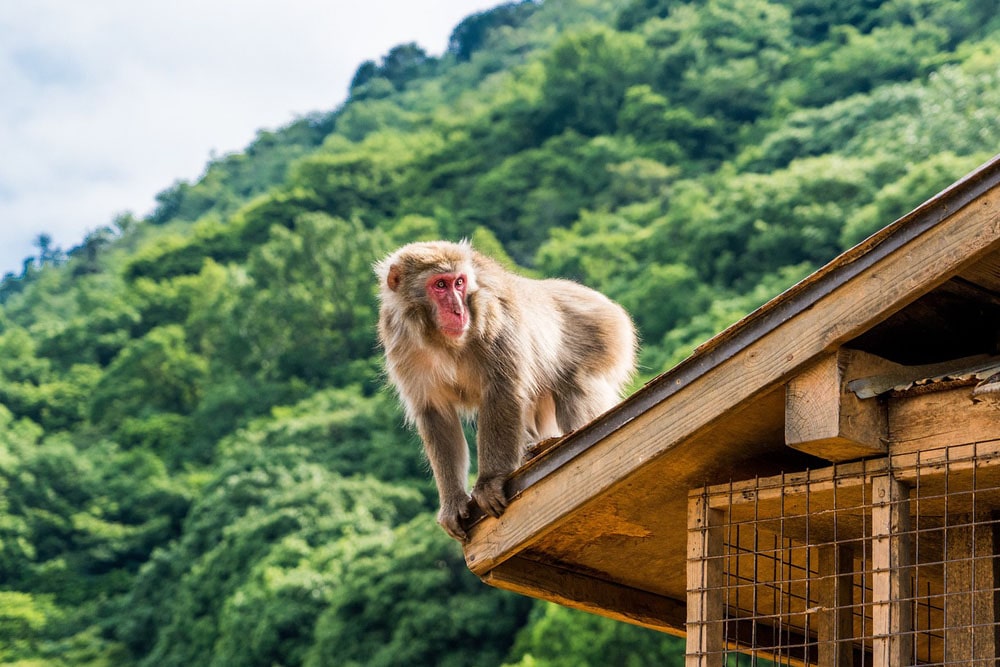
left=462, top=153, right=1000, bottom=632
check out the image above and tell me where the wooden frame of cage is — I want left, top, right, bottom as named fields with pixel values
left=686, top=441, right=1000, bottom=666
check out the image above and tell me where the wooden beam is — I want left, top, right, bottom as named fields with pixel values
left=686, top=492, right=725, bottom=666
left=707, top=458, right=887, bottom=509
left=480, top=556, right=687, bottom=635
left=871, top=475, right=913, bottom=667
left=889, top=386, right=1000, bottom=453
left=464, top=166, right=1000, bottom=577
left=785, top=349, right=895, bottom=461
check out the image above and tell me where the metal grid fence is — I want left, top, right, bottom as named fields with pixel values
left=687, top=441, right=1000, bottom=666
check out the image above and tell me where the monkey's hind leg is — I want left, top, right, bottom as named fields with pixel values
left=554, top=378, right=619, bottom=433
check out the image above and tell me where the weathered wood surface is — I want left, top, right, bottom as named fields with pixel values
left=785, top=348, right=894, bottom=461
left=889, top=385, right=1000, bottom=453
left=817, top=544, right=856, bottom=667
left=943, top=513, right=998, bottom=665
left=465, top=177, right=1000, bottom=578
left=686, top=493, right=725, bottom=667
left=871, top=475, right=913, bottom=667
left=482, top=556, right=688, bottom=635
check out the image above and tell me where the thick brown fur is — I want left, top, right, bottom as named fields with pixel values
left=375, top=240, right=637, bottom=540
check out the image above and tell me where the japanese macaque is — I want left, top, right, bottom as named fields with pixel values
left=375, top=240, right=637, bottom=540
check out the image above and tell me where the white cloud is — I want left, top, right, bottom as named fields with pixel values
left=0, top=0, right=501, bottom=276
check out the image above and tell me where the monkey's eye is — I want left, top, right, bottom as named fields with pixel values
left=455, top=277, right=465, bottom=288
left=435, top=279, right=447, bottom=289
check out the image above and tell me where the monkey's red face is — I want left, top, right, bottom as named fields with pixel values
left=427, top=272, right=469, bottom=339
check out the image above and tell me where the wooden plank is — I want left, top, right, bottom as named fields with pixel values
left=785, top=349, right=893, bottom=461
left=464, top=171, right=1000, bottom=577
left=705, top=458, right=884, bottom=510
left=686, top=492, right=725, bottom=666
left=889, top=386, right=1000, bottom=453
left=871, top=475, right=913, bottom=667
left=959, top=247, right=1000, bottom=293
left=943, top=513, right=998, bottom=665
left=891, top=440, right=1000, bottom=482
left=480, top=556, right=688, bottom=635
left=817, top=544, right=856, bottom=667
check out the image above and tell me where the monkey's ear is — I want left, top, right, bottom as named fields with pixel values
left=386, top=264, right=402, bottom=292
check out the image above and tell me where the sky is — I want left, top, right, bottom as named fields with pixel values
left=0, top=0, right=502, bottom=277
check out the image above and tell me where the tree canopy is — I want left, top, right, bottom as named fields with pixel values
left=2, top=0, right=998, bottom=664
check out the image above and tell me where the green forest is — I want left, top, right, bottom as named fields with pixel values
left=2, top=0, right=999, bottom=664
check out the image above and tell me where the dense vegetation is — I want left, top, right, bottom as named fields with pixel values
left=2, top=0, right=999, bottom=664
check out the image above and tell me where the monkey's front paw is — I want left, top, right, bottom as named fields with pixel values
left=472, top=476, right=508, bottom=519
left=437, top=497, right=472, bottom=541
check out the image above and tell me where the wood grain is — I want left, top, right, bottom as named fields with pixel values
left=785, top=349, right=893, bottom=461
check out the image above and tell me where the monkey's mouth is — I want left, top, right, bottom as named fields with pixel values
left=439, top=313, right=469, bottom=338
left=440, top=322, right=468, bottom=338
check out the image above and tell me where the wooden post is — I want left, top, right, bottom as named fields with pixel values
left=872, top=475, right=913, bottom=667
left=687, top=492, right=725, bottom=667
left=817, top=544, right=855, bottom=666
left=943, top=513, right=998, bottom=665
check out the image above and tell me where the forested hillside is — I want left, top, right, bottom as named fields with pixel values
left=2, top=0, right=999, bottom=664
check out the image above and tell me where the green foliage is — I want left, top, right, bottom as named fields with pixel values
left=783, top=0, right=885, bottom=41
left=448, top=1, right=539, bottom=61
left=618, top=85, right=727, bottom=164
left=3, top=0, right=1000, bottom=664
left=643, top=0, right=793, bottom=122
left=647, top=155, right=882, bottom=289
left=350, top=43, right=436, bottom=95
left=121, top=458, right=427, bottom=667
left=147, top=114, right=334, bottom=227
left=735, top=85, right=923, bottom=171
left=291, top=153, right=400, bottom=222
left=90, top=325, right=207, bottom=426
left=190, top=214, right=387, bottom=386
left=841, top=151, right=990, bottom=246
left=536, top=26, right=654, bottom=138
left=464, top=132, right=637, bottom=261
left=0, top=325, right=106, bottom=431
left=305, top=514, right=531, bottom=667
left=36, top=288, right=139, bottom=369
left=218, top=385, right=427, bottom=485
left=645, top=263, right=816, bottom=373
left=333, top=99, right=418, bottom=142
left=0, top=591, right=59, bottom=662
left=0, top=409, right=190, bottom=664
left=504, top=603, right=684, bottom=667
left=796, top=23, right=947, bottom=106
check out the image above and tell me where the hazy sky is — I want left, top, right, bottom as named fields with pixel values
left=0, top=0, right=501, bottom=277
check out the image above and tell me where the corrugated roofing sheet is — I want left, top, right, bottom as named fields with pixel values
left=847, top=354, right=1000, bottom=398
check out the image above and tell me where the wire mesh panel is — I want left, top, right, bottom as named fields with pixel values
left=686, top=441, right=1000, bottom=666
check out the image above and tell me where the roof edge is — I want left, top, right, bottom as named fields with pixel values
left=507, top=152, right=1000, bottom=496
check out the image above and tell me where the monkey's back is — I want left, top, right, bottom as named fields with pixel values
left=499, top=273, right=637, bottom=400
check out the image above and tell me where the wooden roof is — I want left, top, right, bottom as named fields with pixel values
left=461, top=153, right=1000, bottom=634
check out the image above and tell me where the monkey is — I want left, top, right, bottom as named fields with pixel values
left=375, top=240, right=637, bottom=541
